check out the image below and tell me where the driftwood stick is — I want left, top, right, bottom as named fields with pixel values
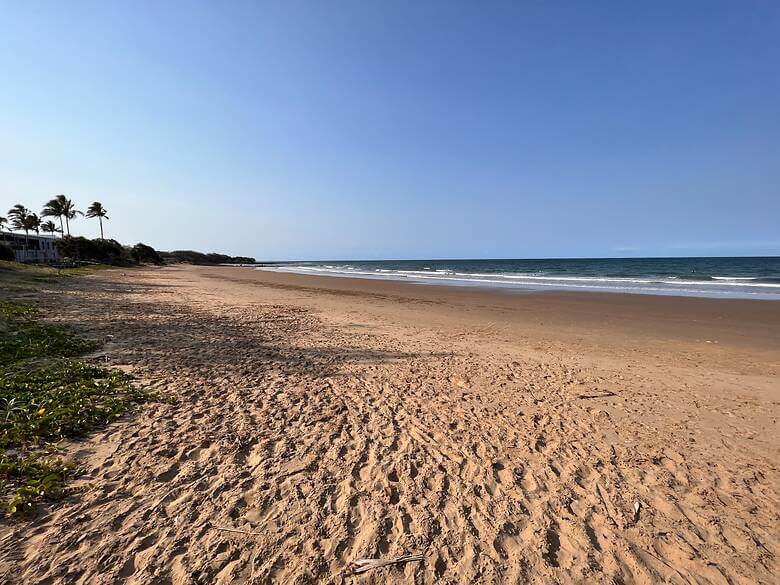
left=343, top=553, right=424, bottom=576
left=596, top=482, right=620, bottom=528
left=577, top=391, right=617, bottom=399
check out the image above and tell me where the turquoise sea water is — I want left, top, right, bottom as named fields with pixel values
left=258, top=257, right=780, bottom=300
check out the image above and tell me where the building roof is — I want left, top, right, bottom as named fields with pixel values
left=0, top=231, right=59, bottom=240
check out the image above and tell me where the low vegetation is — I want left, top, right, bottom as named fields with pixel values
left=0, top=261, right=114, bottom=293
left=0, top=298, right=157, bottom=517
left=160, top=249, right=256, bottom=264
left=131, top=242, right=163, bottom=264
left=55, top=236, right=131, bottom=265
left=0, top=300, right=97, bottom=364
left=47, top=240, right=255, bottom=266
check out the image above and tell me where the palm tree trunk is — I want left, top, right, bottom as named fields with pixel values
left=65, top=216, right=70, bottom=237
left=99, top=216, right=104, bottom=239
left=59, top=216, right=64, bottom=238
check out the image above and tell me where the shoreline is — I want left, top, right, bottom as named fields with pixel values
left=260, top=265, right=780, bottom=301
left=255, top=258, right=780, bottom=301
left=223, top=266, right=780, bottom=355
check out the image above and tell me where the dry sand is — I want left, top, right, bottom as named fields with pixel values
left=1, top=264, right=779, bottom=584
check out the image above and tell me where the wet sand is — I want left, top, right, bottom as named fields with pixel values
left=2, top=264, right=778, bottom=584
left=237, top=267, right=780, bottom=351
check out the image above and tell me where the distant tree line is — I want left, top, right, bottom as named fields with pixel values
left=52, top=240, right=255, bottom=266
left=160, top=250, right=256, bottom=265
left=1, top=194, right=255, bottom=266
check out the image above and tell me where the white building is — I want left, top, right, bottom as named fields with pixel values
left=0, top=231, right=61, bottom=263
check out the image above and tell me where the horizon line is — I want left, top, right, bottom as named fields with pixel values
left=254, top=254, right=780, bottom=263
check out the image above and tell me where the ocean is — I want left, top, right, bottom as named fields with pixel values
left=257, top=257, right=780, bottom=300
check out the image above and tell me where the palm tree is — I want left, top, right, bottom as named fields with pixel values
left=7, top=205, right=31, bottom=251
left=0, top=216, right=7, bottom=232
left=41, top=220, right=59, bottom=236
left=85, top=201, right=109, bottom=239
left=8, top=205, right=29, bottom=231
left=61, top=197, right=81, bottom=236
left=24, top=213, right=41, bottom=236
left=41, top=195, right=66, bottom=236
left=42, top=195, right=81, bottom=237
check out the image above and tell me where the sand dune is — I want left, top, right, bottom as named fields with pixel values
left=1, top=265, right=778, bottom=584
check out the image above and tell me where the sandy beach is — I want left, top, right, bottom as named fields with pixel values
left=2, top=264, right=778, bottom=584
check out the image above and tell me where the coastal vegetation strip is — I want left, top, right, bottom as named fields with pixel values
left=4, top=195, right=255, bottom=266
left=0, top=270, right=160, bottom=517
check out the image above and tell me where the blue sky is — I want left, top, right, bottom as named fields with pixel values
left=1, top=1, right=778, bottom=260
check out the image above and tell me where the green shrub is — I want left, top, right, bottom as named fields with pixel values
left=131, top=242, right=163, bottom=264
left=55, top=236, right=132, bottom=265
left=160, top=249, right=256, bottom=264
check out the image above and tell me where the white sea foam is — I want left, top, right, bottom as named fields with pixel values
left=257, top=264, right=780, bottom=300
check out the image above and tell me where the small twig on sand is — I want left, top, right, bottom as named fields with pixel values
left=596, top=482, right=620, bottom=527
left=578, top=391, right=617, bottom=399
left=342, top=553, right=424, bottom=578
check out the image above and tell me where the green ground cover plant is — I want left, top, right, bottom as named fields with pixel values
left=0, top=301, right=97, bottom=365
left=0, top=297, right=157, bottom=517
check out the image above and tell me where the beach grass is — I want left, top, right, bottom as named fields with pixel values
left=0, top=297, right=157, bottom=517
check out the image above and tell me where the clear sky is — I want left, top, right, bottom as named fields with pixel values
left=1, top=1, right=778, bottom=260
